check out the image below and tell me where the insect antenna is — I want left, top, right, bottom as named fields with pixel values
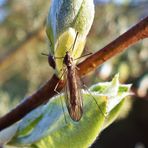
left=72, top=32, right=79, bottom=51
left=41, top=52, right=49, bottom=56
left=64, top=31, right=79, bottom=54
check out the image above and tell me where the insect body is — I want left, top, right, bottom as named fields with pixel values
left=46, top=32, right=83, bottom=121
left=46, top=50, right=105, bottom=122
left=46, top=51, right=83, bottom=121
left=63, top=51, right=83, bottom=121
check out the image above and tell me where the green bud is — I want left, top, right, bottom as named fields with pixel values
left=46, top=0, right=95, bottom=76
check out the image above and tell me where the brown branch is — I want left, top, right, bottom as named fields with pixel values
left=0, top=16, right=148, bottom=131
left=78, top=16, right=148, bottom=76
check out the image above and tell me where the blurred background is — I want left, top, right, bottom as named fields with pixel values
left=0, top=0, right=147, bottom=148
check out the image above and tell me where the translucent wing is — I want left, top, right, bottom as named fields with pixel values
left=65, top=65, right=83, bottom=121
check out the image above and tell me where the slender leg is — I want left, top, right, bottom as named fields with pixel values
left=54, top=89, right=68, bottom=124
left=54, top=68, right=67, bottom=93
left=54, top=68, right=68, bottom=124
left=81, top=80, right=107, bottom=118
left=74, top=52, right=92, bottom=60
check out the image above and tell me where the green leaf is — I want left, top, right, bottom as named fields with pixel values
left=90, top=74, right=132, bottom=128
left=10, top=94, right=107, bottom=148
left=7, top=74, right=131, bottom=148
left=0, top=124, right=18, bottom=145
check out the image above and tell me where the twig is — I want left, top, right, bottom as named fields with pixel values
left=0, top=16, right=148, bottom=131
left=78, top=16, right=148, bottom=76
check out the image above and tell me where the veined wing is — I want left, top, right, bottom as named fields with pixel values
left=65, top=65, right=83, bottom=121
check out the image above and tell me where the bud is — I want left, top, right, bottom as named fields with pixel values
left=46, top=0, right=95, bottom=76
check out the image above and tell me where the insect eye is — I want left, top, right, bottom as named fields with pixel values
left=48, top=54, right=56, bottom=69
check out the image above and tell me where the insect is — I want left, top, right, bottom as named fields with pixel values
left=62, top=50, right=83, bottom=121
left=55, top=33, right=83, bottom=121
left=44, top=33, right=105, bottom=121
left=42, top=33, right=83, bottom=121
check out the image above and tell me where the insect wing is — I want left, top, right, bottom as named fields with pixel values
left=65, top=67, right=83, bottom=121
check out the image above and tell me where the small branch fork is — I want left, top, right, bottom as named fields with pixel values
left=0, top=16, right=148, bottom=131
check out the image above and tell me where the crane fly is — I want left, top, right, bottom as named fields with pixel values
left=58, top=31, right=83, bottom=121
left=43, top=32, right=83, bottom=121
left=63, top=51, right=83, bottom=121
left=43, top=33, right=105, bottom=121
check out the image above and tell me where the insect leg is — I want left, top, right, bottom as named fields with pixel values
left=55, top=89, right=68, bottom=124
left=74, top=52, right=92, bottom=60
left=81, top=80, right=107, bottom=118
left=54, top=68, right=68, bottom=124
